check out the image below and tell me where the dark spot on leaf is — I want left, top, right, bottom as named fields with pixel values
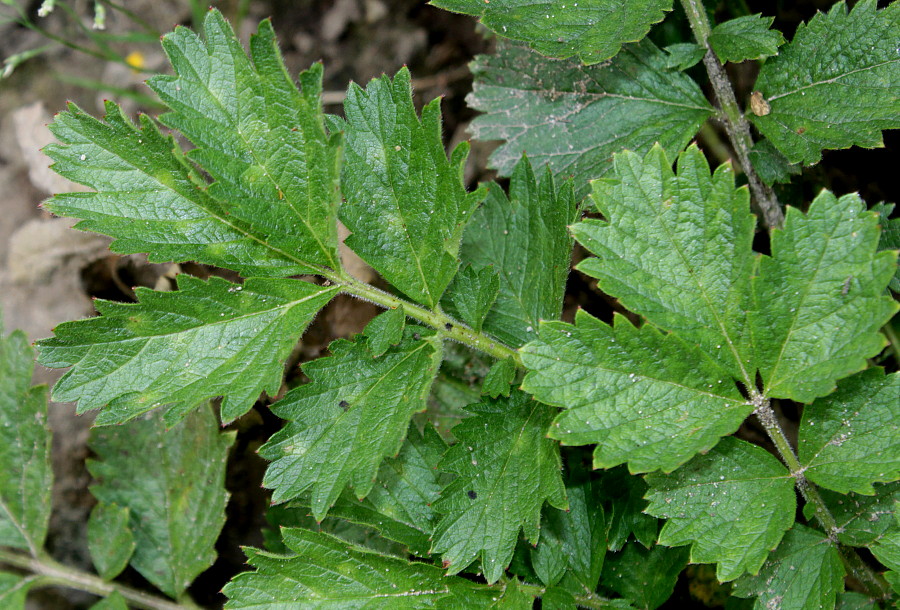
left=796, top=127, right=806, bottom=134
left=413, top=332, right=421, bottom=340
left=467, top=490, right=477, bottom=499
left=444, top=323, right=453, bottom=330
left=339, top=400, right=349, bottom=410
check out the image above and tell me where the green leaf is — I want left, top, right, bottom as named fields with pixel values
left=89, top=591, right=129, bottom=610
left=732, top=525, right=845, bottom=610
left=798, top=369, right=900, bottom=494
left=432, top=391, right=567, bottom=583
left=87, top=503, right=135, bottom=580
left=290, top=424, right=447, bottom=556
left=708, top=15, right=785, bottom=64
left=835, top=592, right=879, bottom=610
left=335, top=68, right=482, bottom=308
left=750, top=191, right=898, bottom=402
left=873, top=203, right=900, bottom=293
left=364, top=307, right=406, bottom=358
left=460, top=156, right=576, bottom=347
left=870, top=501, right=900, bottom=573
left=521, top=311, right=752, bottom=473
left=261, top=327, right=442, bottom=519
left=37, top=276, right=337, bottom=425
left=575, top=145, right=756, bottom=382
left=0, top=326, right=52, bottom=555
left=749, top=0, right=900, bottom=165
left=148, top=11, right=342, bottom=271
left=87, top=404, right=235, bottom=598
left=223, top=528, right=519, bottom=608
left=443, top=264, right=500, bottom=333
left=467, top=40, right=713, bottom=199
left=429, top=0, right=672, bottom=65
left=601, top=467, right=658, bottom=551
left=805, top=483, right=899, bottom=547
left=663, top=43, right=704, bottom=70
left=748, top=139, right=801, bottom=186
left=601, top=543, right=688, bottom=610
left=482, top=357, right=517, bottom=398
left=645, top=437, right=796, bottom=582
left=0, top=572, right=36, bottom=609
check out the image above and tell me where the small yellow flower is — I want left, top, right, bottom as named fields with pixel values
left=124, top=51, right=146, bottom=71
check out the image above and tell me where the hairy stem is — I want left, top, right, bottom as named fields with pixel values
left=678, top=0, right=784, bottom=230
left=0, top=549, right=194, bottom=610
left=515, top=580, right=624, bottom=609
left=753, top=399, right=891, bottom=599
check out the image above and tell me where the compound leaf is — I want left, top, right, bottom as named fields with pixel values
left=432, top=391, right=567, bottom=583
left=460, top=156, right=577, bottom=347
left=467, top=40, right=713, bottom=199
left=708, top=15, right=784, bottom=64
left=336, top=68, right=482, bottom=308
left=87, top=404, right=235, bottom=598
left=575, top=145, right=756, bottom=382
left=521, top=311, right=752, bottom=473
left=87, top=503, right=135, bottom=581
left=601, top=543, right=688, bottom=610
left=0, top=326, right=52, bottom=556
left=732, top=525, right=845, bottom=610
left=750, top=0, right=900, bottom=165
left=750, top=191, right=898, bottom=403
left=37, top=276, right=337, bottom=425
left=645, top=437, right=796, bottom=582
left=223, top=528, right=521, bottom=608
left=261, top=327, right=442, bottom=520
left=430, top=0, right=672, bottom=65
left=149, top=11, right=342, bottom=271
left=799, top=369, right=900, bottom=495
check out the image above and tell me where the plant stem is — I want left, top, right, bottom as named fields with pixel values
left=882, top=322, right=900, bottom=365
left=678, top=0, right=784, bottom=230
left=328, top=271, right=523, bottom=367
left=516, top=580, right=623, bottom=609
left=0, top=549, right=193, bottom=610
left=752, top=398, right=891, bottom=599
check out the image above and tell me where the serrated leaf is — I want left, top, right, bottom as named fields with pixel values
left=482, top=357, right=517, bottom=398
left=748, top=139, right=801, bottom=186
left=732, top=525, right=845, bottom=610
left=873, top=203, right=900, bottom=293
left=749, top=0, right=900, bottom=165
left=261, top=327, right=442, bottom=519
left=645, top=437, right=796, bottom=582
left=601, top=467, right=658, bottom=551
left=223, top=528, right=521, bottom=608
left=364, top=307, right=406, bottom=358
left=443, top=264, right=500, bottom=333
left=708, top=15, right=785, bottom=64
left=804, top=483, right=899, bottom=547
left=87, top=503, right=135, bottom=580
left=90, top=591, right=128, bottom=610
left=335, top=68, right=482, bottom=308
left=575, top=145, right=756, bottom=382
left=0, top=326, right=52, bottom=555
left=430, top=0, right=672, bottom=65
left=87, top=404, right=235, bottom=598
left=521, top=311, right=752, bottom=473
left=467, top=40, right=712, bottom=198
left=148, top=11, right=342, bottom=272
left=663, top=43, right=705, bottom=70
left=0, top=572, right=36, bottom=609
left=460, top=156, right=576, bottom=347
left=432, top=391, right=567, bottom=583
left=290, top=424, right=447, bottom=556
left=798, top=369, right=900, bottom=495
left=601, top=543, right=688, bottom=610
left=750, top=191, right=898, bottom=403
left=37, top=276, right=337, bottom=425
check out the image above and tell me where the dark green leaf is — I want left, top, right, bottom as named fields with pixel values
left=336, top=68, right=483, bottom=308
left=89, top=591, right=128, bottom=610
left=467, top=41, right=713, bottom=199
left=750, top=1, right=900, bottom=165
left=804, top=483, right=899, bottom=548
left=601, top=543, right=688, bottom=610
left=87, top=503, right=135, bottom=580
left=432, top=391, right=567, bottom=583
left=870, top=501, right=900, bottom=573
left=460, top=156, right=576, bottom=347
left=148, top=11, right=342, bottom=271
left=708, top=15, right=784, bottom=64
left=645, top=438, right=796, bottom=581
left=663, top=43, right=704, bottom=70
left=873, top=203, right=900, bottom=293
left=732, top=525, right=845, bottom=610
left=748, top=139, right=801, bottom=186
left=87, top=404, right=235, bottom=598
left=261, top=327, right=442, bottom=519
left=521, top=312, right=752, bottom=473
left=364, top=307, right=406, bottom=358
left=601, top=467, right=658, bottom=551
left=0, top=572, right=35, bottom=609
left=430, top=0, right=672, bottom=64
left=0, top=326, right=52, bottom=555
left=37, top=276, right=337, bottom=425
left=443, top=264, right=500, bottom=333
left=750, top=192, right=898, bottom=402
left=799, top=369, right=900, bottom=494
left=835, top=591, right=880, bottom=610
left=482, top=357, right=517, bottom=398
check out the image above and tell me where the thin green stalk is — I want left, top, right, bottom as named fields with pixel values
left=0, top=549, right=193, bottom=610
left=678, top=0, right=784, bottom=230
left=752, top=397, right=891, bottom=599
left=882, top=322, right=900, bottom=365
